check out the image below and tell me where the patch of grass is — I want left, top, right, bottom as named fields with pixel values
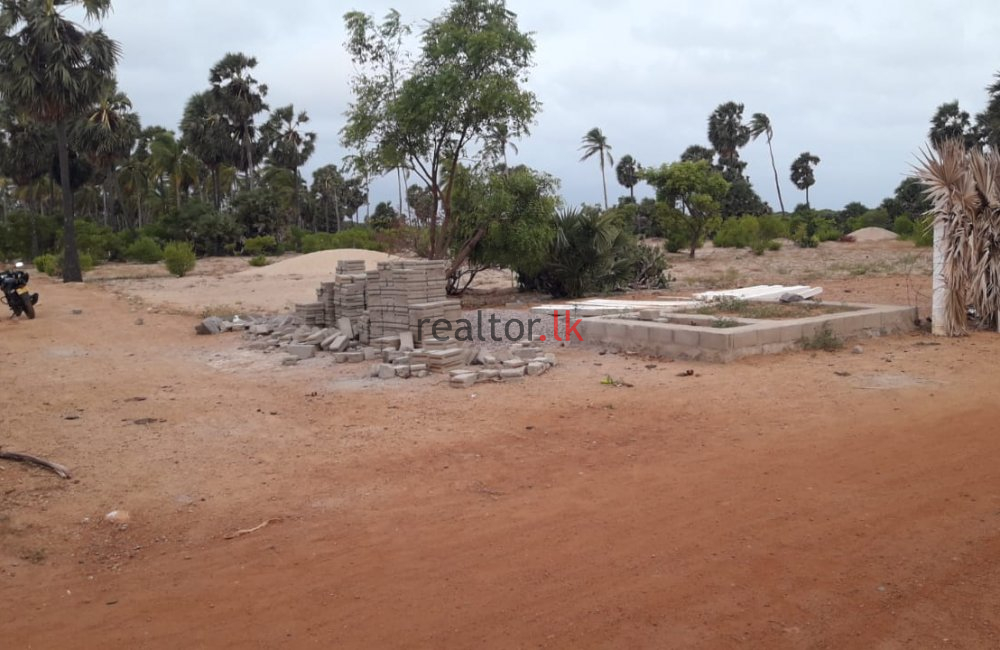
left=692, top=267, right=741, bottom=290
left=249, top=255, right=269, bottom=267
left=689, top=297, right=855, bottom=320
left=711, top=317, right=741, bottom=328
left=201, top=304, right=242, bottom=319
left=801, top=324, right=844, bottom=352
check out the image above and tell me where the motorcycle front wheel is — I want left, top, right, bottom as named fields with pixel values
left=20, top=294, right=34, bottom=319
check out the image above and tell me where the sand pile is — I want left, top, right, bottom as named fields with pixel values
left=237, top=249, right=397, bottom=277
left=848, top=227, right=899, bottom=242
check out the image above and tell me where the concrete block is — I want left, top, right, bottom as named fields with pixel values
left=623, top=322, right=651, bottom=347
left=578, top=320, right=607, bottom=342
left=647, top=324, right=674, bottom=347
left=363, top=347, right=380, bottom=361
left=196, top=317, right=225, bottom=335
left=330, top=335, right=349, bottom=352
left=286, top=344, right=317, bottom=360
left=698, top=329, right=732, bottom=352
left=344, top=352, right=365, bottom=363
left=398, top=331, right=415, bottom=352
left=281, top=356, right=300, bottom=366
left=395, top=366, right=412, bottom=379
left=450, top=373, right=476, bottom=388
left=499, top=368, right=526, bottom=380
left=777, top=323, right=805, bottom=343
left=673, top=326, right=701, bottom=348
left=526, top=362, right=546, bottom=376
left=503, top=359, right=527, bottom=369
left=377, top=364, right=397, bottom=380
left=477, top=369, right=500, bottom=381
left=730, top=326, right=760, bottom=350
left=409, top=363, right=428, bottom=373
left=305, top=328, right=330, bottom=344
left=338, top=318, right=354, bottom=340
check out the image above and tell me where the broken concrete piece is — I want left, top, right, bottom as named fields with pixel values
left=338, top=317, right=354, bottom=340
left=377, top=364, right=397, bottom=380
left=329, top=335, right=349, bottom=352
left=526, top=362, right=546, bottom=376
left=286, top=344, right=317, bottom=360
left=503, top=359, right=527, bottom=369
left=281, top=356, right=300, bottom=366
left=450, top=373, right=477, bottom=388
left=499, top=368, right=526, bottom=380
left=398, top=331, right=415, bottom=352
left=196, top=317, right=225, bottom=335
left=395, top=366, right=412, bottom=379
left=363, top=347, right=379, bottom=361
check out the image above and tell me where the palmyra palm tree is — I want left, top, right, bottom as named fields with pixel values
left=579, top=127, right=613, bottom=210
left=748, top=113, right=786, bottom=213
left=0, top=0, right=121, bottom=281
left=263, top=104, right=316, bottom=227
left=915, top=139, right=1000, bottom=335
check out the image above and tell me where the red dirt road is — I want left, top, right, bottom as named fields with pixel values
left=2, top=276, right=999, bottom=649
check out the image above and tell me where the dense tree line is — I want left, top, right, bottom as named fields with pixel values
left=1, top=0, right=989, bottom=296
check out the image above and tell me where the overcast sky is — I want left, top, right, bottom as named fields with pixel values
left=99, top=0, right=999, bottom=213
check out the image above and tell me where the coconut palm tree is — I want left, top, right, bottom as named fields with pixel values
left=748, top=113, right=786, bottom=214
left=262, top=105, right=316, bottom=228
left=150, top=131, right=201, bottom=210
left=579, top=127, right=613, bottom=210
left=790, top=152, right=820, bottom=209
left=76, top=83, right=141, bottom=224
left=0, top=0, right=121, bottom=281
left=209, top=53, right=268, bottom=190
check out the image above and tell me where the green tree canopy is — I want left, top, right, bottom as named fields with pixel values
left=579, top=127, right=613, bottom=209
left=342, top=0, right=540, bottom=273
left=643, top=160, right=729, bottom=257
left=615, top=154, right=640, bottom=202
left=0, top=0, right=121, bottom=281
left=790, top=152, right=820, bottom=209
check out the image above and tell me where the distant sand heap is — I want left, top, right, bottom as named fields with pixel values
left=236, top=249, right=397, bottom=277
left=847, top=227, right=899, bottom=242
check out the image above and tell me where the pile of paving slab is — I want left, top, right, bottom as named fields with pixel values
left=195, top=257, right=557, bottom=385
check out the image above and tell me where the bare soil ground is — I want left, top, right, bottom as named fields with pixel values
left=4, top=239, right=999, bottom=649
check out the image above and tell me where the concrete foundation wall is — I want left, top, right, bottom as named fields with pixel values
left=578, top=304, right=918, bottom=362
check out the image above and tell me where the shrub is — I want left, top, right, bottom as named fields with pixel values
left=78, top=253, right=95, bottom=272
left=249, top=255, right=269, bottom=267
left=893, top=215, right=915, bottom=237
left=163, top=242, right=197, bottom=277
left=714, top=215, right=785, bottom=252
left=33, top=254, right=58, bottom=276
left=243, top=235, right=277, bottom=256
left=793, top=224, right=819, bottom=248
left=125, top=236, right=164, bottom=263
left=301, top=228, right=383, bottom=253
left=766, top=240, right=782, bottom=251
left=801, top=324, right=843, bottom=352
left=912, top=215, right=934, bottom=247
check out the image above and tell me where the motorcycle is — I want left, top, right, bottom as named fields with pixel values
left=1, top=262, right=39, bottom=319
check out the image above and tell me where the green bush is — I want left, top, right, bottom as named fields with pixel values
left=793, top=224, right=819, bottom=248
left=33, top=254, right=58, bottom=276
left=163, top=242, right=197, bottom=277
left=243, top=235, right=277, bottom=256
left=714, top=215, right=785, bottom=252
left=301, top=228, right=384, bottom=253
left=125, top=236, right=164, bottom=263
left=894, top=215, right=915, bottom=237
left=767, top=240, right=782, bottom=252
left=912, top=215, right=934, bottom=247
left=249, top=255, right=269, bottom=267
left=79, top=253, right=95, bottom=272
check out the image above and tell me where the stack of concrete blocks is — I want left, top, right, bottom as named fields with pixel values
left=364, top=259, right=460, bottom=344
left=333, top=260, right=367, bottom=328
left=317, top=281, right=337, bottom=327
left=447, top=343, right=557, bottom=387
left=409, top=336, right=475, bottom=372
left=294, top=302, right=326, bottom=327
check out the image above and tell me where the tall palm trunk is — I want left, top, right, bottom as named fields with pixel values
left=600, top=158, right=608, bottom=210
left=293, top=166, right=302, bottom=228
left=56, top=121, right=82, bottom=282
left=767, top=138, right=785, bottom=213
left=212, top=166, right=221, bottom=210
left=243, top=125, right=254, bottom=191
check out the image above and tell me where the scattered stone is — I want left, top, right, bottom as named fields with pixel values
left=72, top=309, right=83, bottom=315
left=286, top=344, right=316, bottom=360
left=395, top=366, right=412, bottom=379
left=450, top=373, right=477, bottom=388
left=526, top=362, right=546, bottom=377
left=195, top=317, right=225, bottom=335
left=852, top=346, right=864, bottom=354
left=134, top=318, right=144, bottom=326
left=377, top=364, right=397, bottom=380
left=104, top=510, right=130, bottom=524
left=281, top=356, right=300, bottom=366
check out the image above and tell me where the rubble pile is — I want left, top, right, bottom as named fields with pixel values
left=195, top=258, right=556, bottom=385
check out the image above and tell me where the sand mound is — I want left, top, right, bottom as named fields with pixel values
left=237, top=249, right=397, bottom=277
left=848, top=227, right=899, bottom=242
